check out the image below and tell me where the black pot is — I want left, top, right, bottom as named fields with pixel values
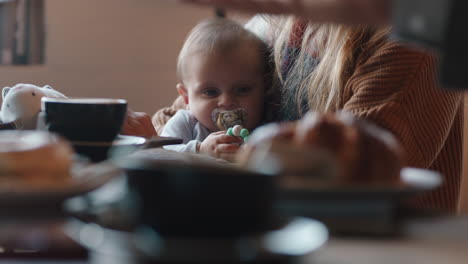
left=121, top=158, right=277, bottom=238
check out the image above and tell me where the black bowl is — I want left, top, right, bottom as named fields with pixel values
left=41, top=97, right=127, bottom=142
left=119, top=157, right=277, bottom=238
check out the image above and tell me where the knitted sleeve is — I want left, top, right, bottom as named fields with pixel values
left=342, top=41, right=463, bottom=211
left=343, top=42, right=462, bottom=168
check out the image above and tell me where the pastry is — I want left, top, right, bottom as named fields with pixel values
left=0, top=131, right=74, bottom=186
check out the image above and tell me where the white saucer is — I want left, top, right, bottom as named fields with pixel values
left=71, top=135, right=147, bottom=147
left=279, top=167, right=442, bottom=199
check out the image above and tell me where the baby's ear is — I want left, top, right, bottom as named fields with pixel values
left=2, top=87, right=11, bottom=100
left=176, top=83, right=189, bottom=105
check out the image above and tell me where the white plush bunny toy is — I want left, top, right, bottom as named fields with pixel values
left=0, top=83, right=67, bottom=129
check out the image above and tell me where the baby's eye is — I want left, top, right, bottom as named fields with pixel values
left=236, top=86, right=252, bottom=95
left=202, top=89, right=219, bottom=97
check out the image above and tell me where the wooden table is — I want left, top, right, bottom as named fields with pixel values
left=314, top=215, right=468, bottom=264
left=0, top=215, right=467, bottom=264
left=1, top=149, right=466, bottom=263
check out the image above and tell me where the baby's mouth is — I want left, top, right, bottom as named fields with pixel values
left=211, top=108, right=248, bottom=130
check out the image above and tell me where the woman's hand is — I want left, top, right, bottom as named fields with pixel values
left=179, top=0, right=390, bottom=24
left=181, top=0, right=303, bottom=16
left=121, top=110, right=157, bottom=138
left=199, top=131, right=243, bottom=162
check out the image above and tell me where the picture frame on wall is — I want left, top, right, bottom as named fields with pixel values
left=0, top=0, right=44, bottom=65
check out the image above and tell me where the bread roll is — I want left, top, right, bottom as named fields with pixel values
left=238, top=111, right=403, bottom=185
left=295, top=111, right=402, bottom=184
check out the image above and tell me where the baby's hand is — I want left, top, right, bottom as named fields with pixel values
left=199, top=131, right=243, bottom=162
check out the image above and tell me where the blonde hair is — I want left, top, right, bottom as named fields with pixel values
left=270, top=16, right=390, bottom=113
left=177, top=18, right=270, bottom=82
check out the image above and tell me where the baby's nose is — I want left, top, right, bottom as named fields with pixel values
left=218, top=95, right=237, bottom=108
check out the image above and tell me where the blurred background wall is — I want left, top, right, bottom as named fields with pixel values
left=0, top=0, right=211, bottom=114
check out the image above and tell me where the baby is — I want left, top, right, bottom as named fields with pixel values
left=161, top=18, right=271, bottom=161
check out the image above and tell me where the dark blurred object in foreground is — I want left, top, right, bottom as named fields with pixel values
left=0, top=121, right=16, bottom=130
left=66, top=150, right=278, bottom=237
left=215, top=7, right=225, bottom=17
left=393, top=0, right=468, bottom=89
left=118, top=157, right=276, bottom=237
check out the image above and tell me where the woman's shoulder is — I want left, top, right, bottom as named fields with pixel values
left=344, top=31, right=446, bottom=106
left=362, top=32, right=436, bottom=65
left=352, top=31, right=439, bottom=83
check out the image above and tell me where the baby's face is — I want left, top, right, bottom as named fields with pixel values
left=181, top=43, right=265, bottom=131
